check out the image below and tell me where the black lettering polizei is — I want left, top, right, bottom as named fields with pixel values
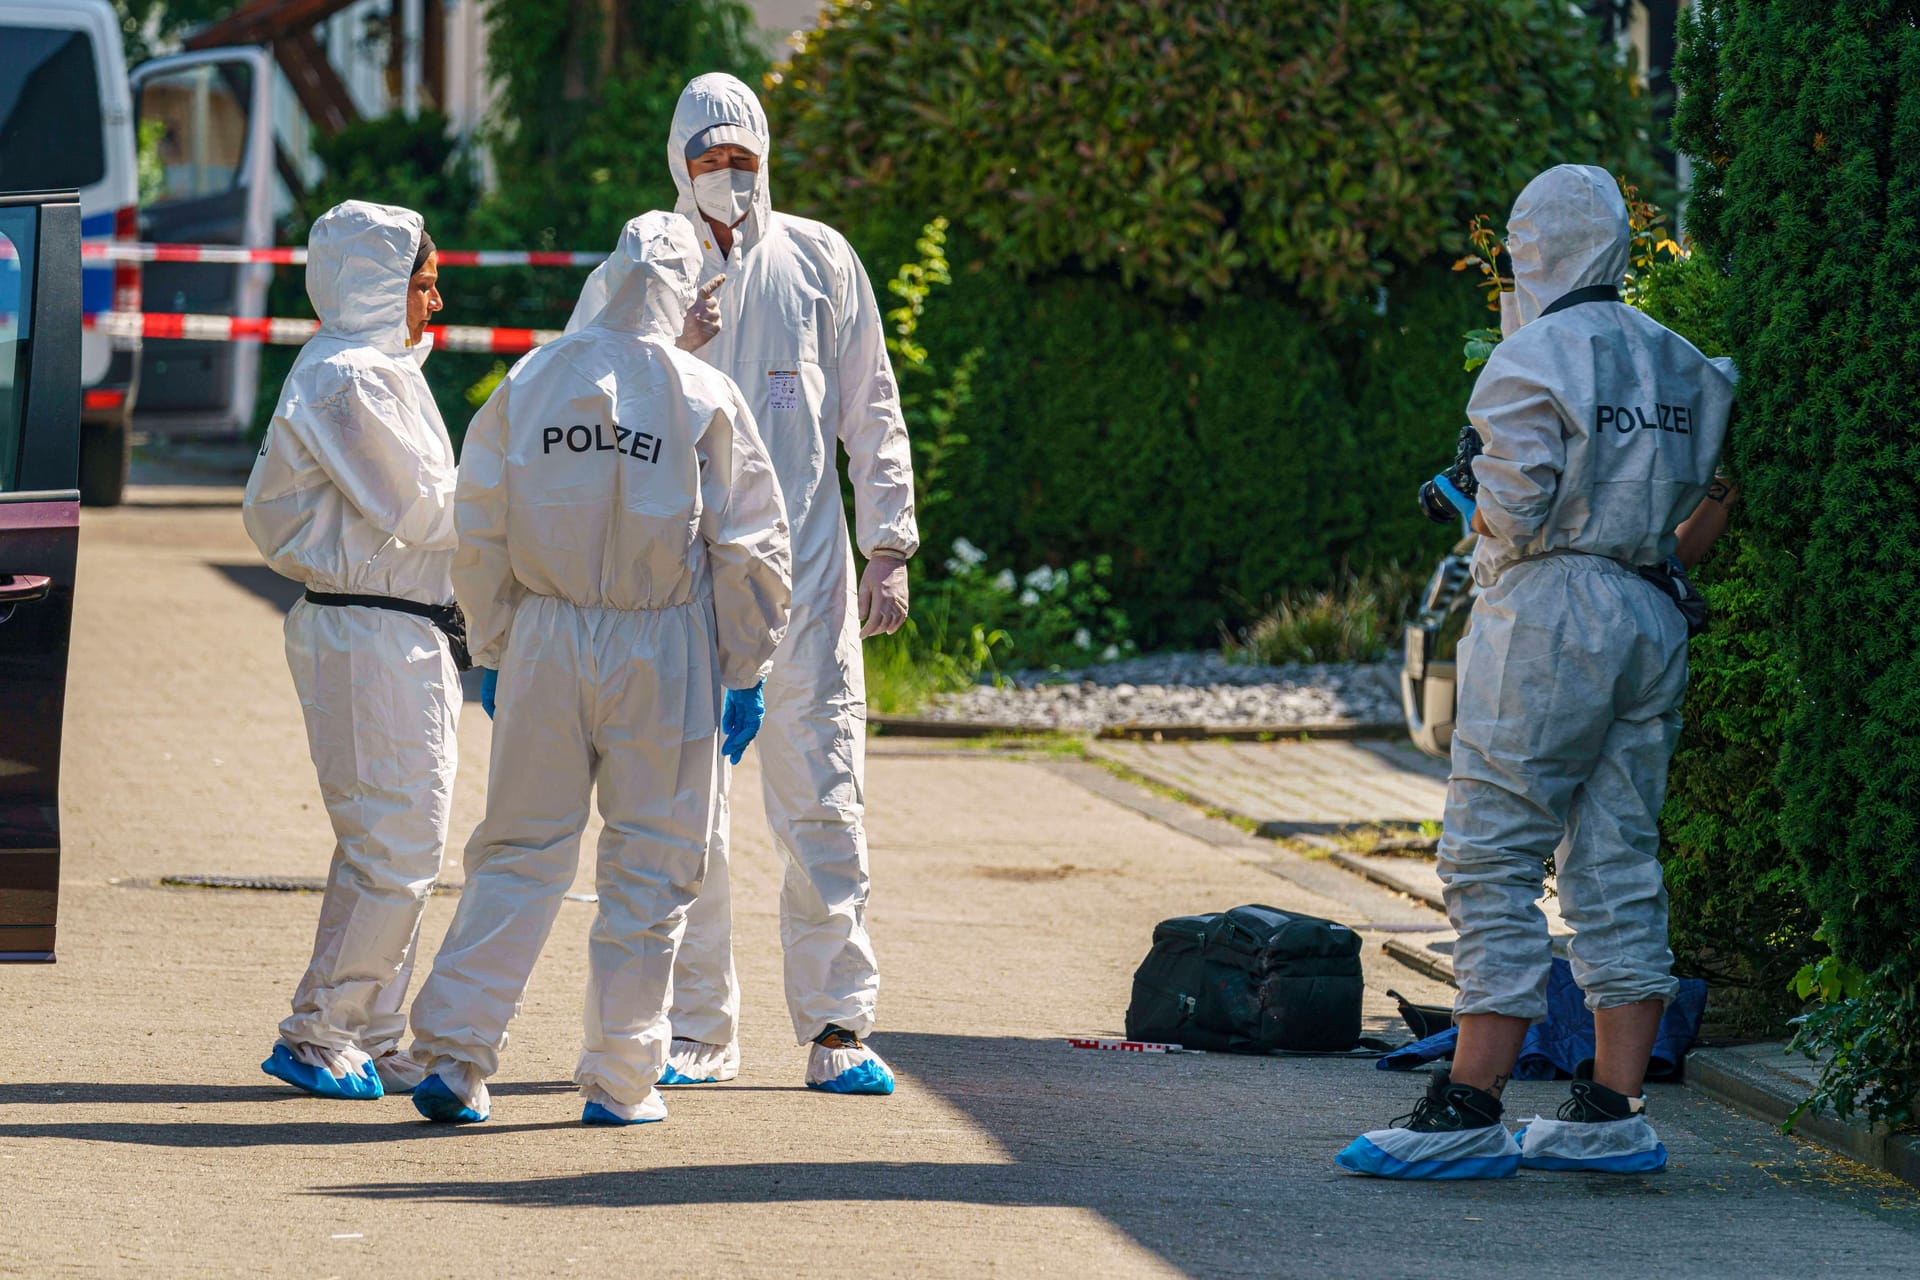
left=540, top=422, right=664, bottom=466
left=1601, top=402, right=1696, bottom=439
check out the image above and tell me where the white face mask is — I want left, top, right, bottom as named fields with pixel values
left=693, top=167, right=756, bottom=228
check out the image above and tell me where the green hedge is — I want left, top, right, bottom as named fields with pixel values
left=872, top=238, right=1476, bottom=645
left=1628, top=252, right=1818, bottom=1031
left=774, top=0, right=1658, bottom=308
left=1676, top=1, right=1920, bottom=981
left=769, top=0, right=1658, bottom=645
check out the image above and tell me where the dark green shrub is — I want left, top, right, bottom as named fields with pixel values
left=769, top=0, right=1657, bottom=644
left=1626, top=251, right=1817, bottom=1031
left=774, top=0, right=1659, bottom=309
left=481, top=0, right=767, bottom=250
left=1673, top=1, right=1920, bottom=1067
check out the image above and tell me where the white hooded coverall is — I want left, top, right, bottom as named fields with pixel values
left=243, top=200, right=460, bottom=1065
left=567, top=73, right=917, bottom=1052
left=1440, top=165, right=1737, bottom=1021
left=407, top=211, right=791, bottom=1111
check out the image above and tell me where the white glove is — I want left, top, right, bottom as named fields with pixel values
left=858, top=555, right=910, bottom=638
left=677, top=274, right=726, bottom=352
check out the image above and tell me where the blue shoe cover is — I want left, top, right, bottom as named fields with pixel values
left=1516, top=1117, right=1668, bottom=1173
left=261, top=1043, right=382, bottom=1101
left=1335, top=1125, right=1520, bottom=1179
left=580, top=1085, right=667, bottom=1125
left=807, top=1054, right=896, bottom=1095
left=658, top=1064, right=707, bottom=1087
left=582, top=1100, right=668, bottom=1126
left=412, top=1072, right=488, bottom=1124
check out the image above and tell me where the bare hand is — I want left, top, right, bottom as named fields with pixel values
left=677, top=274, right=726, bottom=351
left=858, top=555, right=910, bottom=638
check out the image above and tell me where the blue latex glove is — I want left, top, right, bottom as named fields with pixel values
left=720, top=681, right=766, bottom=765
left=479, top=667, right=497, bottom=720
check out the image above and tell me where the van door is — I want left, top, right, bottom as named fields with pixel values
left=0, top=189, right=82, bottom=963
left=130, top=46, right=274, bottom=437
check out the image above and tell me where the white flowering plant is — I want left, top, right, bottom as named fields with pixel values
left=863, top=540, right=1136, bottom=712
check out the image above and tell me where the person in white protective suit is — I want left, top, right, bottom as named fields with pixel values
left=1337, top=165, right=1739, bottom=1180
left=244, top=200, right=459, bottom=1101
left=405, top=210, right=792, bottom=1127
left=565, top=72, right=916, bottom=1095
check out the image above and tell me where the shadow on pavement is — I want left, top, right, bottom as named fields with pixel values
left=0, top=1078, right=578, bottom=1106
left=0, top=1119, right=581, bottom=1146
left=293, top=1031, right=1920, bottom=1276
left=302, top=1032, right=1387, bottom=1274
left=209, top=561, right=303, bottom=613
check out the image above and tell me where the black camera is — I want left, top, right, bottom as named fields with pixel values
left=1419, top=424, right=1483, bottom=524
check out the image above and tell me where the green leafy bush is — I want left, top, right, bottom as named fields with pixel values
left=1787, top=953, right=1920, bottom=1133
left=769, top=0, right=1658, bottom=645
left=773, top=0, right=1659, bottom=310
left=1676, top=2, right=1920, bottom=1009
left=1618, top=250, right=1815, bottom=1031
left=1669, top=0, right=1920, bottom=1084
left=481, top=0, right=767, bottom=251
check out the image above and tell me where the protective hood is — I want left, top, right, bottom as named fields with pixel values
left=1505, top=165, right=1630, bottom=330
left=669, top=73, right=773, bottom=253
left=305, top=200, right=425, bottom=357
left=591, top=211, right=702, bottom=339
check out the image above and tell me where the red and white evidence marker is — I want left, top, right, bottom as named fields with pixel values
left=1066, top=1038, right=1191, bottom=1054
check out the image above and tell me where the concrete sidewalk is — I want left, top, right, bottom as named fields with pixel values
left=3, top=497, right=1919, bottom=1276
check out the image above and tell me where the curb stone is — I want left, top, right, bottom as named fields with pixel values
left=1685, top=1045, right=1920, bottom=1189
left=869, top=717, right=1408, bottom=741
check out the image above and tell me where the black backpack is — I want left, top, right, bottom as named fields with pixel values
left=1125, top=904, right=1364, bottom=1053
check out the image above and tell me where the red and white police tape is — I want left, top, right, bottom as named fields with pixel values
left=79, top=242, right=603, bottom=268
left=83, top=310, right=560, bottom=355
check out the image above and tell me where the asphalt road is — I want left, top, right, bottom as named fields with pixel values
left=3, top=483, right=1917, bottom=1277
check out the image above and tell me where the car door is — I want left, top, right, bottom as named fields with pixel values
left=0, top=189, right=81, bottom=963
left=129, top=46, right=274, bottom=435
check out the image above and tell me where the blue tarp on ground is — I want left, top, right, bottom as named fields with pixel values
left=1377, top=958, right=1708, bottom=1082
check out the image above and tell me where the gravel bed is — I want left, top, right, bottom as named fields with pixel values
left=912, top=654, right=1404, bottom=731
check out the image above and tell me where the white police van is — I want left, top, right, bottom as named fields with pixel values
left=1, top=0, right=139, bottom=502
left=1, top=0, right=273, bottom=504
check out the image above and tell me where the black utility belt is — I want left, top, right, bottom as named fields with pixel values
left=303, top=589, right=473, bottom=670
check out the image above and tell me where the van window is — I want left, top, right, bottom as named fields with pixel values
left=0, top=207, right=35, bottom=492
left=0, top=27, right=107, bottom=193
left=138, top=62, right=254, bottom=203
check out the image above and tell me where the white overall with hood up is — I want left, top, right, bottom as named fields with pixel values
left=1440, top=165, right=1737, bottom=1021
left=243, top=200, right=459, bottom=1083
left=407, top=211, right=791, bottom=1118
left=568, top=73, right=917, bottom=1062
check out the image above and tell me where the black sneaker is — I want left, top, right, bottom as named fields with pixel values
left=1336, top=1069, right=1520, bottom=1178
left=813, top=1024, right=863, bottom=1051
left=1393, top=1069, right=1505, bottom=1132
left=1556, top=1078, right=1647, bottom=1123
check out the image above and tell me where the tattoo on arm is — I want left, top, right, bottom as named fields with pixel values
left=1490, top=1072, right=1511, bottom=1099
left=1707, top=478, right=1732, bottom=504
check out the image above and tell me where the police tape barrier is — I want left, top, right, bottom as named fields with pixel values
left=79, top=242, right=603, bottom=268
left=83, top=310, right=560, bottom=355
